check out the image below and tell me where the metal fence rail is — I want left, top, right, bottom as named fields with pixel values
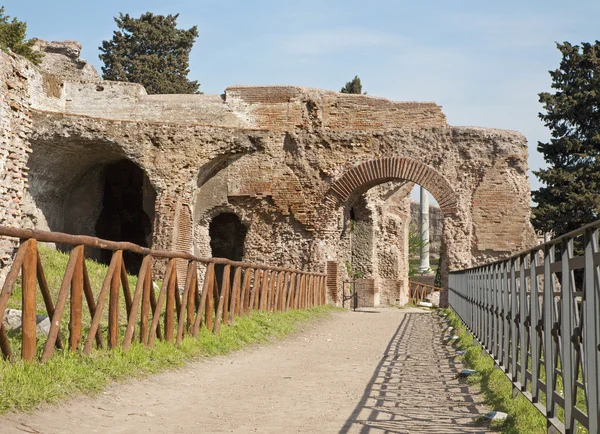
left=0, top=226, right=326, bottom=363
left=449, top=220, right=600, bottom=434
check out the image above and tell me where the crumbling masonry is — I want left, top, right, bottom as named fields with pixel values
left=0, top=41, right=537, bottom=306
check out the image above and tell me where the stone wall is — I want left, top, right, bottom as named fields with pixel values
left=32, top=40, right=100, bottom=82
left=0, top=52, right=32, bottom=281
left=0, top=42, right=537, bottom=306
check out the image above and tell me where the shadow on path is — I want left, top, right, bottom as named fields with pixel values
left=339, top=312, right=492, bottom=434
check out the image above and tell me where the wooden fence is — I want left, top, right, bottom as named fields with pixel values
left=0, top=226, right=326, bottom=363
left=408, top=281, right=440, bottom=305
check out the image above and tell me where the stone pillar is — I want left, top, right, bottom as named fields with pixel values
left=418, top=186, right=430, bottom=273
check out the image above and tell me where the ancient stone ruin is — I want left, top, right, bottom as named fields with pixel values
left=0, top=40, right=537, bottom=306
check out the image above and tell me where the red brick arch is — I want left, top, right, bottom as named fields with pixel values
left=325, top=157, right=459, bottom=214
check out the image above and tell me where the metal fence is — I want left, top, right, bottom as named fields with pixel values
left=0, top=226, right=326, bottom=363
left=449, top=220, right=600, bottom=433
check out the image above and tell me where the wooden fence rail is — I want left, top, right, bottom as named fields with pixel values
left=408, top=281, right=441, bottom=305
left=0, top=226, right=327, bottom=363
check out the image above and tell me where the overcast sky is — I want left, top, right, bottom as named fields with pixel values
left=5, top=0, right=600, bottom=202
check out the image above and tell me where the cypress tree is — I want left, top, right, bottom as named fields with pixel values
left=340, top=76, right=365, bottom=94
left=99, top=12, right=200, bottom=94
left=532, top=41, right=600, bottom=235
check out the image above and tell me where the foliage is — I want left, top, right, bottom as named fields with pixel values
left=532, top=41, right=600, bottom=236
left=99, top=12, right=200, bottom=94
left=408, top=223, right=428, bottom=276
left=340, top=75, right=365, bottom=94
left=433, top=261, right=443, bottom=287
left=344, top=260, right=362, bottom=281
left=432, top=245, right=443, bottom=287
left=0, top=6, right=42, bottom=64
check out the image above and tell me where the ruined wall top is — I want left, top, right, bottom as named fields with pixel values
left=24, top=40, right=447, bottom=131
left=32, top=39, right=100, bottom=82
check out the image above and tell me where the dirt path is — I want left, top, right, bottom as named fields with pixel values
left=3, top=308, right=491, bottom=433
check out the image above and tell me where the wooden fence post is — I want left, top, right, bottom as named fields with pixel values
left=21, top=239, right=38, bottom=361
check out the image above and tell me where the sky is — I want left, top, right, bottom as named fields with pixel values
left=4, top=0, right=600, bottom=203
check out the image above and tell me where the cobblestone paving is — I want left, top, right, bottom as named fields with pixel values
left=341, top=311, right=493, bottom=433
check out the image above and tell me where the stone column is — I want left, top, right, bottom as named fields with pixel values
left=418, top=186, right=430, bottom=273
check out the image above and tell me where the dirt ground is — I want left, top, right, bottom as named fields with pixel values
left=2, top=308, right=491, bottom=433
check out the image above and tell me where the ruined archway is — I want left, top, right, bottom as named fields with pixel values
left=322, top=157, right=464, bottom=307
left=325, top=157, right=458, bottom=215
left=25, top=136, right=156, bottom=272
left=94, top=160, right=155, bottom=272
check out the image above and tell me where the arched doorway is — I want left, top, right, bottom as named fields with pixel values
left=323, top=157, right=462, bottom=307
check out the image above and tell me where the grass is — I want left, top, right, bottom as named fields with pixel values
left=0, top=305, right=337, bottom=413
left=5, top=245, right=151, bottom=357
left=1, top=245, right=339, bottom=413
left=443, top=308, right=547, bottom=433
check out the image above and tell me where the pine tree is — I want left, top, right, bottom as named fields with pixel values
left=340, top=76, right=365, bottom=94
left=99, top=12, right=200, bottom=94
left=0, top=7, right=42, bottom=64
left=532, top=41, right=600, bottom=236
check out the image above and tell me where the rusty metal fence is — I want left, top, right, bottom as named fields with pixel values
left=0, top=226, right=326, bottom=363
left=449, top=221, right=600, bottom=433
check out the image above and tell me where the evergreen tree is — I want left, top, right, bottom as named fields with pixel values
left=0, top=7, right=42, bottom=64
left=533, top=41, right=600, bottom=236
left=341, top=75, right=365, bottom=94
left=99, top=12, right=200, bottom=94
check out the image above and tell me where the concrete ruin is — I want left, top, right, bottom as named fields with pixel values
left=0, top=41, right=537, bottom=306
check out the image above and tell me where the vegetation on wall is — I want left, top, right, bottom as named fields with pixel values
left=0, top=6, right=42, bottom=64
left=532, top=41, right=600, bottom=236
left=344, top=260, right=362, bottom=281
left=99, top=12, right=200, bottom=94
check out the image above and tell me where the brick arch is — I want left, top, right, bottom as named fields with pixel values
left=325, top=157, right=459, bottom=214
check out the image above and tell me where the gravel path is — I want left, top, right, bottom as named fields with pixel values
left=3, top=308, right=492, bottom=433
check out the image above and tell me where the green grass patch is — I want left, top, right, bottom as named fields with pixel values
left=443, top=309, right=547, bottom=433
left=5, top=245, right=156, bottom=357
left=0, top=305, right=337, bottom=413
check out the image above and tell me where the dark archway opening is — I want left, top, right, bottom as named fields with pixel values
left=209, top=213, right=247, bottom=261
left=95, top=160, right=154, bottom=273
left=209, top=213, right=247, bottom=288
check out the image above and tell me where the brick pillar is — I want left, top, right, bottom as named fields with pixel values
left=326, top=261, right=339, bottom=304
left=152, top=188, right=194, bottom=286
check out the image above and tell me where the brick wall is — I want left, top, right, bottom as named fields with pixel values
left=225, top=85, right=446, bottom=131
